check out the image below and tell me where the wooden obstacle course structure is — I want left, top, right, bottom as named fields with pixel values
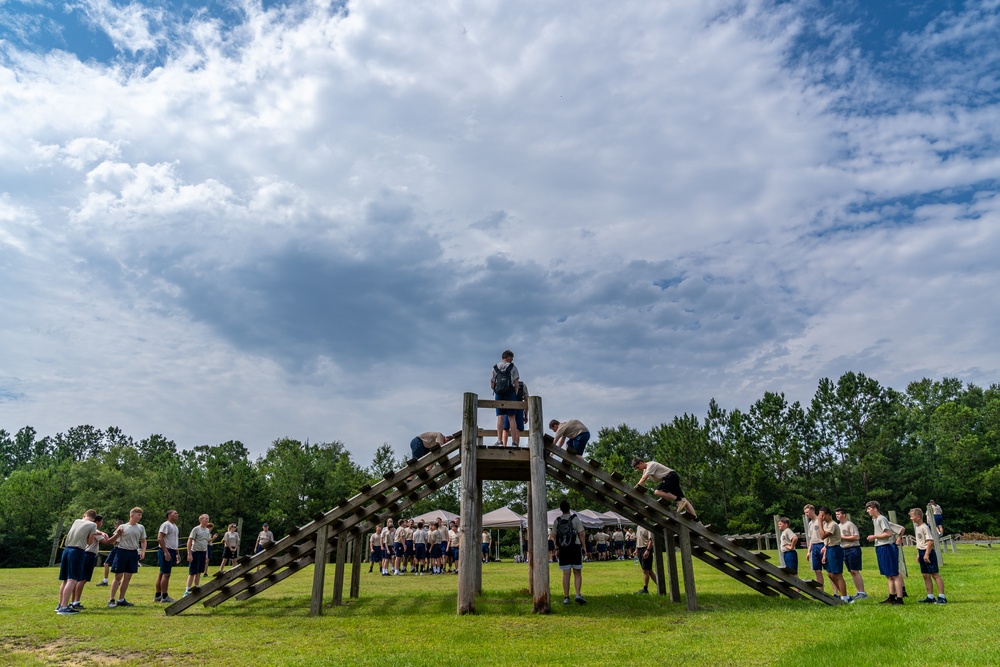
left=168, top=392, right=842, bottom=616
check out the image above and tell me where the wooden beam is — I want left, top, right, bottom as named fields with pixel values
left=309, top=525, right=329, bottom=616
left=349, top=535, right=362, bottom=599
left=527, top=395, right=550, bottom=614
left=458, top=392, right=478, bottom=615
left=332, top=533, right=347, bottom=606
left=653, top=531, right=667, bottom=596
left=665, top=529, right=681, bottom=602
left=679, top=524, right=698, bottom=611
left=476, top=399, right=527, bottom=410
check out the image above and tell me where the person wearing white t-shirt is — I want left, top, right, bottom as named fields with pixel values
left=910, top=508, right=946, bottom=604
left=865, top=500, right=903, bottom=605
left=155, top=510, right=180, bottom=603
left=632, top=458, right=700, bottom=521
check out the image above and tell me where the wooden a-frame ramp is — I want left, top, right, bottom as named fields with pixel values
left=165, top=393, right=840, bottom=616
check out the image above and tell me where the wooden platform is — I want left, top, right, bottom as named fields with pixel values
left=476, top=446, right=530, bottom=481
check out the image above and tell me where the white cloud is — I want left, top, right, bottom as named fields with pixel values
left=1, top=0, right=999, bottom=459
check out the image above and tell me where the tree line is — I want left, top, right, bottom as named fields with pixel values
left=2, top=373, right=997, bottom=567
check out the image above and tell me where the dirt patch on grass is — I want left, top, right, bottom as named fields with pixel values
left=2, top=638, right=182, bottom=666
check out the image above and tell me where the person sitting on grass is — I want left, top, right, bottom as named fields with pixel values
left=631, top=457, right=701, bottom=523
left=910, top=508, right=947, bottom=604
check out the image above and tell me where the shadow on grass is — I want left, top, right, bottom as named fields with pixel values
left=198, top=589, right=814, bottom=619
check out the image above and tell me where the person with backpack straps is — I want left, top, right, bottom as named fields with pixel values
left=552, top=498, right=587, bottom=605
left=490, top=350, right=521, bottom=448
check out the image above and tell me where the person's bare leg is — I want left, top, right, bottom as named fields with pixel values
left=573, top=569, right=582, bottom=596
left=562, top=569, right=571, bottom=598
left=497, top=415, right=507, bottom=446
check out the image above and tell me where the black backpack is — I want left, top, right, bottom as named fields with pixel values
left=556, top=514, right=577, bottom=548
left=493, top=364, right=514, bottom=394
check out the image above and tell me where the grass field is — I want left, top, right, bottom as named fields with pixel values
left=3, top=547, right=1000, bottom=666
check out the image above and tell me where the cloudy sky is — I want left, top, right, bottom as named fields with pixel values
left=1, top=0, right=998, bottom=463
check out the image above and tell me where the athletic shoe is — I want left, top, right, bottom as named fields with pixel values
left=936, top=597, right=947, bottom=604
left=841, top=596, right=854, bottom=604
left=154, top=595, right=162, bottom=603
left=879, top=597, right=894, bottom=605
left=493, top=441, right=503, bottom=447
left=56, top=606, right=79, bottom=615
left=183, top=590, right=191, bottom=597
left=95, top=580, right=108, bottom=587
left=891, top=598, right=904, bottom=605
left=71, top=602, right=85, bottom=610
left=107, top=600, right=117, bottom=608
left=919, top=597, right=936, bottom=603
left=575, top=595, right=586, bottom=605
left=161, top=596, right=176, bottom=603
left=116, top=600, right=134, bottom=607
left=563, top=597, right=571, bottom=604
left=635, top=588, right=648, bottom=594
left=853, top=592, right=869, bottom=600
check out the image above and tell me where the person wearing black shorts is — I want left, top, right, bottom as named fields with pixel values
left=632, top=458, right=700, bottom=521
left=219, top=523, right=240, bottom=575
left=634, top=525, right=656, bottom=594
left=552, top=499, right=587, bottom=605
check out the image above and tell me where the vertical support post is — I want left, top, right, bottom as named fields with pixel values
left=458, top=392, right=478, bottom=615
left=926, top=505, right=943, bottom=565
left=475, top=478, right=484, bottom=595
left=332, top=532, right=347, bottom=605
left=772, top=515, right=783, bottom=567
left=888, top=511, right=908, bottom=579
left=652, top=530, right=667, bottom=596
left=527, top=395, right=550, bottom=614
left=236, top=518, right=244, bottom=557
left=310, top=524, right=329, bottom=616
left=678, top=524, right=698, bottom=611
left=350, top=533, right=362, bottom=599
left=665, top=529, right=681, bottom=602
left=526, top=485, right=534, bottom=596
left=49, top=517, right=65, bottom=568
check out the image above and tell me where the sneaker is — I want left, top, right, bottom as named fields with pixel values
left=161, top=596, right=176, bottom=603
left=842, top=596, right=854, bottom=604
left=71, top=602, right=85, bottom=610
left=919, top=596, right=936, bottom=604
left=116, top=599, right=134, bottom=607
left=183, top=590, right=191, bottom=597
left=575, top=595, right=586, bottom=605
left=853, top=592, right=868, bottom=600
left=563, top=597, right=571, bottom=604
left=891, top=598, right=904, bottom=605
left=96, top=580, right=109, bottom=587
left=107, top=600, right=117, bottom=608
left=494, top=441, right=503, bottom=447
left=879, top=597, right=895, bottom=605
left=635, top=588, right=649, bottom=594
left=154, top=595, right=162, bottom=603
left=936, top=597, right=947, bottom=604
left=56, top=606, right=79, bottom=615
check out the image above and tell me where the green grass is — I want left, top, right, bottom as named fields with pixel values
left=3, top=548, right=1000, bottom=666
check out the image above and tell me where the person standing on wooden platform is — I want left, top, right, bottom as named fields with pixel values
left=550, top=419, right=591, bottom=456
left=490, top=350, right=521, bottom=447
left=553, top=499, right=587, bottom=605
left=835, top=508, right=867, bottom=600
left=803, top=504, right=824, bottom=592
left=632, top=458, right=700, bottom=522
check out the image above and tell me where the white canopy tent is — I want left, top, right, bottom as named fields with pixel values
left=410, top=509, right=459, bottom=526
left=546, top=508, right=604, bottom=529
left=481, top=506, right=527, bottom=561
left=577, top=509, right=609, bottom=527
left=599, top=510, right=635, bottom=526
